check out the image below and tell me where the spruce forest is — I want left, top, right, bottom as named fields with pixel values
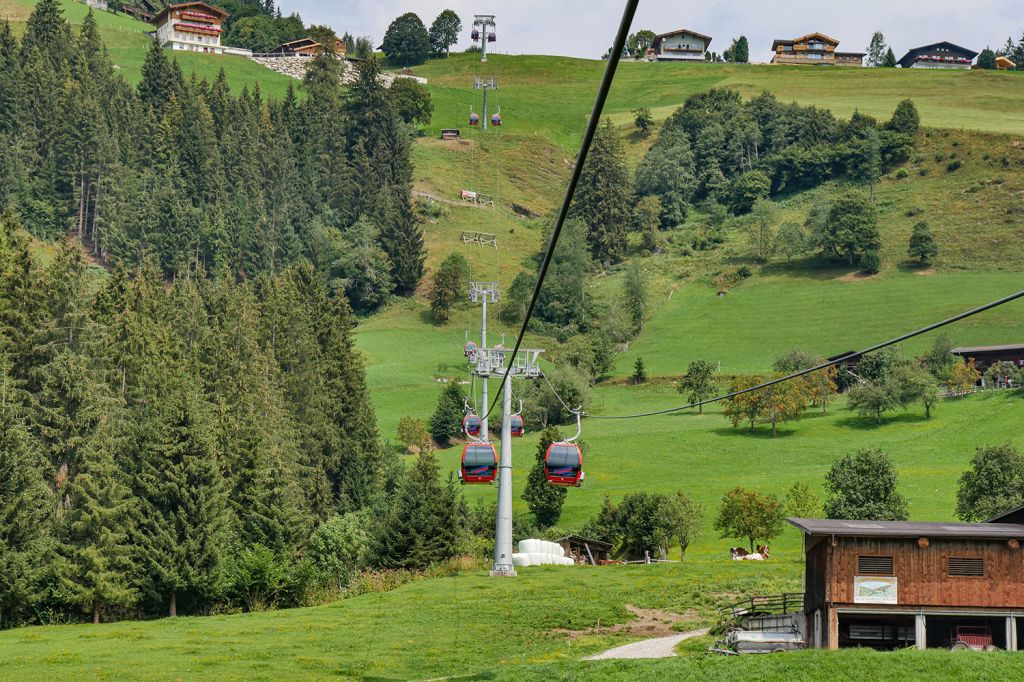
left=0, top=0, right=443, bottom=626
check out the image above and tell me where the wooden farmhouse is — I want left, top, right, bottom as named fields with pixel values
left=271, top=36, right=348, bottom=58
left=790, top=516, right=1024, bottom=650
left=650, top=29, right=712, bottom=62
left=997, top=56, right=1017, bottom=70
left=154, top=2, right=235, bottom=55
left=771, top=33, right=864, bottom=66
left=951, top=343, right=1024, bottom=373
left=897, top=42, right=978, bottom=69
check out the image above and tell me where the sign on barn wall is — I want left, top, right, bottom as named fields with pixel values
left=854, top=576, right=898, bottom=604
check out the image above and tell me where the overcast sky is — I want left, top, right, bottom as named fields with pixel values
left=283, top=1, right=1024, bottom=61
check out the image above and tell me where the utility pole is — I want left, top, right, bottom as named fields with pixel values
left=472, top=15, right=496, bottom=62
left=473, top=77, right=498, bottom=130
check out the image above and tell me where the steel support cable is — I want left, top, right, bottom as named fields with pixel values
left=585, top=287, right=1024, bottom=420
left=482, top=0, right=640, bottom=420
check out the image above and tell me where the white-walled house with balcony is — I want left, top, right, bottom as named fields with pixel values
left=650, top=28, right=712, bottom=62
left=153, top=2, right=251, bottom=57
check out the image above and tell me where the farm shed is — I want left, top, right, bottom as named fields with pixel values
left=997, top=56, right=1016, bottom=70
left=556, top=535, right=613, bottom=565
left=950, top=343, right=1024, bottom=373
left=789, top=517, right=1024, bottom=651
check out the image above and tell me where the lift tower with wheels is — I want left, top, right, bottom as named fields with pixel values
left=471, top=15, right=496, bottom=62
left=473, top=77, right=498, bottom=130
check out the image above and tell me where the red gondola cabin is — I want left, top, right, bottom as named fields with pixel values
left=464, top=341, right=478, bottom=359
left=469, top=112, right=480, bottom=126
left=510, top=414, right=524, bottom=437
left=545, top=443, right=584, bottom=487
left=463, top=414, right=481, bottom=437
left=460, top=443, right=497, bottom=484
left=491, top=113, right=502, bottom=127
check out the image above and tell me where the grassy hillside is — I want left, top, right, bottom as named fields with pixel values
left=413, top=53, right=1024, bottom=147
left=2, top=0, right=295, bottom=97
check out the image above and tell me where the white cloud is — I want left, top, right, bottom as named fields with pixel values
left=285, top=1, right=1024, bottom=61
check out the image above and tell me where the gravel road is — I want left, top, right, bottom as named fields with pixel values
left=584, top=628, right=710, bottom=660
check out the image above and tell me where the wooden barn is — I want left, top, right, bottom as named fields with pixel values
left=951, top=343, right=1024, bottom=373
left=790, top=517, right=1024, bottom=650
left=556, top=535, right=613, bottom=565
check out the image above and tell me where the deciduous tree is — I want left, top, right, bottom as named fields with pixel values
left=678, top=360, right=717, bottom=414
left=428, top=10, right=462, bottom=57
left=956, top=444, right=1024, bottom=522
left=824, top=449, right=908, bottom=521
left=714, top=486, right=784, bottom=552
left=381, top=12, right=431, bottom=66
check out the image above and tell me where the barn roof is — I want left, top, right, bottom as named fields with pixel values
left=788, top=517, right=1024, bottom=539
left=897, top=42, right=979, bottom=67
left=556, top=534, right=614, bottom=549
left=951, top=344, right=1024, bottom=354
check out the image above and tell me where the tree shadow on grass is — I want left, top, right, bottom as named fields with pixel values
left=833, top=412, right=931, bottom=430
left=711, top=426, right=799, bottom=439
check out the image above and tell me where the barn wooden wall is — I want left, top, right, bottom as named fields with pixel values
left=826, top=537, right=1024, bottom=608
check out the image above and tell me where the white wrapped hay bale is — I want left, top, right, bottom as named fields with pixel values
left=518, top=539, right=540, bottom=555
left=512, top=553, right=531, bottom=567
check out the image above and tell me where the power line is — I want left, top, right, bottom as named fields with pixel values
left=586, top=287, right=1024, bottom=420
left=484, top=0, right=640, bottom=419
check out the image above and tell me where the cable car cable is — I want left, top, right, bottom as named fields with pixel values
left=584, top=287, right=1024, bottom=420
left=481, top=0, right=640, bottom=420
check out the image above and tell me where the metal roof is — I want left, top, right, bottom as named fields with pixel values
left=897, top=42, right=979, bottom=67
left=951, top=344, right=1024, bottom=354
left=787, top=517, right=1024, bottom=539
left=652, top=28, right=713, bottom=48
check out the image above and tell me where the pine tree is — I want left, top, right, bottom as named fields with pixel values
left=138, top=41, right=181, bottom=113
left=882, top=47, right=897, bottom=67
left=61, top=419, right=137, bottom=624
left=345, top=59, right=423, bottom=293
left=521, top=427, right=567, bottom=527
left=908, top=220, right=938, bottom=264
left=376, top=450, right=460, bottom=569
left=430, top=380, right=465, bottom=447
left=21, top=0, right=73, bottom=70
left=0, top=363, right=52, bottom=628
left=134, top=391, right=229, bottom=617
left=570, top=119, right=631, bottom=264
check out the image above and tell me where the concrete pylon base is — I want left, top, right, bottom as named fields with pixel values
left=489, top=569, right=518, bottom=577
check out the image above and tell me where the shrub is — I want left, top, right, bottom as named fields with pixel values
left=861, top=250, right=881, bottom=274
left=946, top=159, right=962, bottom=172
left=308, top=512, right=373, bottom=589
left=895, top=168, right=909, bottom=179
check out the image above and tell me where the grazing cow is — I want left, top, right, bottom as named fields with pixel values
left=731, top=544, right=770, bottom=561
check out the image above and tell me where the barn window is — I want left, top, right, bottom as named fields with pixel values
left=948, top=557, right=984, bottom=577
left=857, top=556, right=894, bottom=575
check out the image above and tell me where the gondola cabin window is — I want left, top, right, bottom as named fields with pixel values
left=857, top=556, right=894, bottom=575
left=948, top=557, right=984, bottom=577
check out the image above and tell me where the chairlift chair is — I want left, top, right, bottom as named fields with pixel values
left=462, top=414, right=482, bottom=438
left=460, top=443, right=497, bottom=484
left=545, top=410, right=585, bottom=487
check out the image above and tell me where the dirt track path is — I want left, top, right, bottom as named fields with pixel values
left=584, top=628, right=710, bottom=660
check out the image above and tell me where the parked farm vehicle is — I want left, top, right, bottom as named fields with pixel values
left=712, top=627, right=806, bottom=655
left=948, top=626, right=999, bottom=651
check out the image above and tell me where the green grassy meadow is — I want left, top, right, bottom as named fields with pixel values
left=413, top=53, right=1024, bottom=147
left=3, top=0, right=296, bottom=97
left=5, top=8, right=1024, bottom=677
